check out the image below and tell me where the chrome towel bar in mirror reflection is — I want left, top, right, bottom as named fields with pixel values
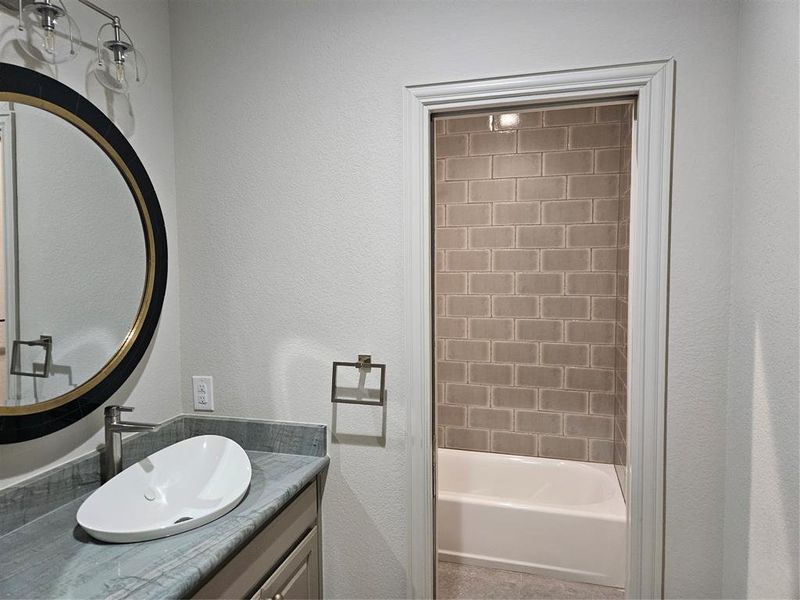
left=331, top=354, right=386, bottom=406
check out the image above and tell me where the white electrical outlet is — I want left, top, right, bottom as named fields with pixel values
left=192, top=376, right=214, bottom=411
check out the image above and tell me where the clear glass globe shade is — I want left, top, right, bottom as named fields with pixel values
left=91, top=46, right=147, bottom=94
left=16, top=2, right=80, bottom=64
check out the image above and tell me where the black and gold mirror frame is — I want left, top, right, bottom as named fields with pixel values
left=0, top=63, right=167, bottom=443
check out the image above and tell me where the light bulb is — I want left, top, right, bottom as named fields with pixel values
left=498, top=113, right=520, bottom=129
left=114, top=61, right=126, bottom=85
left=43, top=28, right=55, bottom=54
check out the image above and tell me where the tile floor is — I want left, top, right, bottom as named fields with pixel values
left=437, top=561, right=624, bottom=600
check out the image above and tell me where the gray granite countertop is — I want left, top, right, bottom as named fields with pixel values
left=0, top=416, right=329, bottom=600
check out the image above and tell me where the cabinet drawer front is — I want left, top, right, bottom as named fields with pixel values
left=193, top=481, right=317, bottom=599
left=258, top=526, right=319, bottom=600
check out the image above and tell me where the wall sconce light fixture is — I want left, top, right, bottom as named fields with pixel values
left=17, top=0, right=79, bottom=63
left=16, top=0, right=145, bottom=92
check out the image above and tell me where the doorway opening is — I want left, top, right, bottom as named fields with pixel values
left=404, top=61, right=674, bottom=600
left=433, top=101, right=633, bottom=599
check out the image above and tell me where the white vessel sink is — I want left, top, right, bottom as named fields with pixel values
left=77, top=435, right=252, bottom=543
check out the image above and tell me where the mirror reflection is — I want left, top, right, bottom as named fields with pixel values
left=0, top=100, right=145, bottom=408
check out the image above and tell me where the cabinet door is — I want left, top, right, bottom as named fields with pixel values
left=259, top=526, right=320, bottom=600
left=193, top=483, right=318, bottom=600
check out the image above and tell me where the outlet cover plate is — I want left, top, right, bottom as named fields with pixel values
left=192, top=376, right=214, bottom=412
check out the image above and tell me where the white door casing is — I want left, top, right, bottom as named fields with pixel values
left=403, top=60, right=674, bottom=599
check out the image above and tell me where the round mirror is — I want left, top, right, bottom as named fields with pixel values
left=0, top=63, right=167, bottom=443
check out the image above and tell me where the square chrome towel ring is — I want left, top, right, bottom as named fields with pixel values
left=331, top=354, right=386, bottom=406
left=10, top=335, right=53, bottom=378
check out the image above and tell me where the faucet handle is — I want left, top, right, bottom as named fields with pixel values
left=105, top=405, right=134, bottom=418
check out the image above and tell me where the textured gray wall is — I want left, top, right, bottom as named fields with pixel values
left=723, top=1, right=799, bottom=597
left=169, top=1, right=741, bottom=596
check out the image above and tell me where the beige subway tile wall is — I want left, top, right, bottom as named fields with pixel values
left=434, top=103, right=633, bottom=463
left=614, top=105, right=633, bottom=490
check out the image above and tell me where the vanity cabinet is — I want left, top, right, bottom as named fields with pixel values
left=254, top=526, right=319, bottom=600
left=193, top=479, right=322, bottom=600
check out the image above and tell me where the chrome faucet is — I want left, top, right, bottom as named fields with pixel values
left=103, top=405, right=158, bottom=482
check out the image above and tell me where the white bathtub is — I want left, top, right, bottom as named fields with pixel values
left=437, top=448, right=626, bottom=588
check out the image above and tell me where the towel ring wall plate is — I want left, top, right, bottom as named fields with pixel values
left=331, top=355, right=386, bottom=406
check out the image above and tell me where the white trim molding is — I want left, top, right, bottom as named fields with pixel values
left=403, top=60, right=674, bottom=599
left=0, top=112, right=20, bottom=405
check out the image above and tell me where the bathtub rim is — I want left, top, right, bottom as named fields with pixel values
left=436, top=447, right=627, bottom=519
left=437, top=491, right=627, bottom=521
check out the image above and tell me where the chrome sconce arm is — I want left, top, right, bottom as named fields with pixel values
left=73, top=0, right=109, bottom=19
